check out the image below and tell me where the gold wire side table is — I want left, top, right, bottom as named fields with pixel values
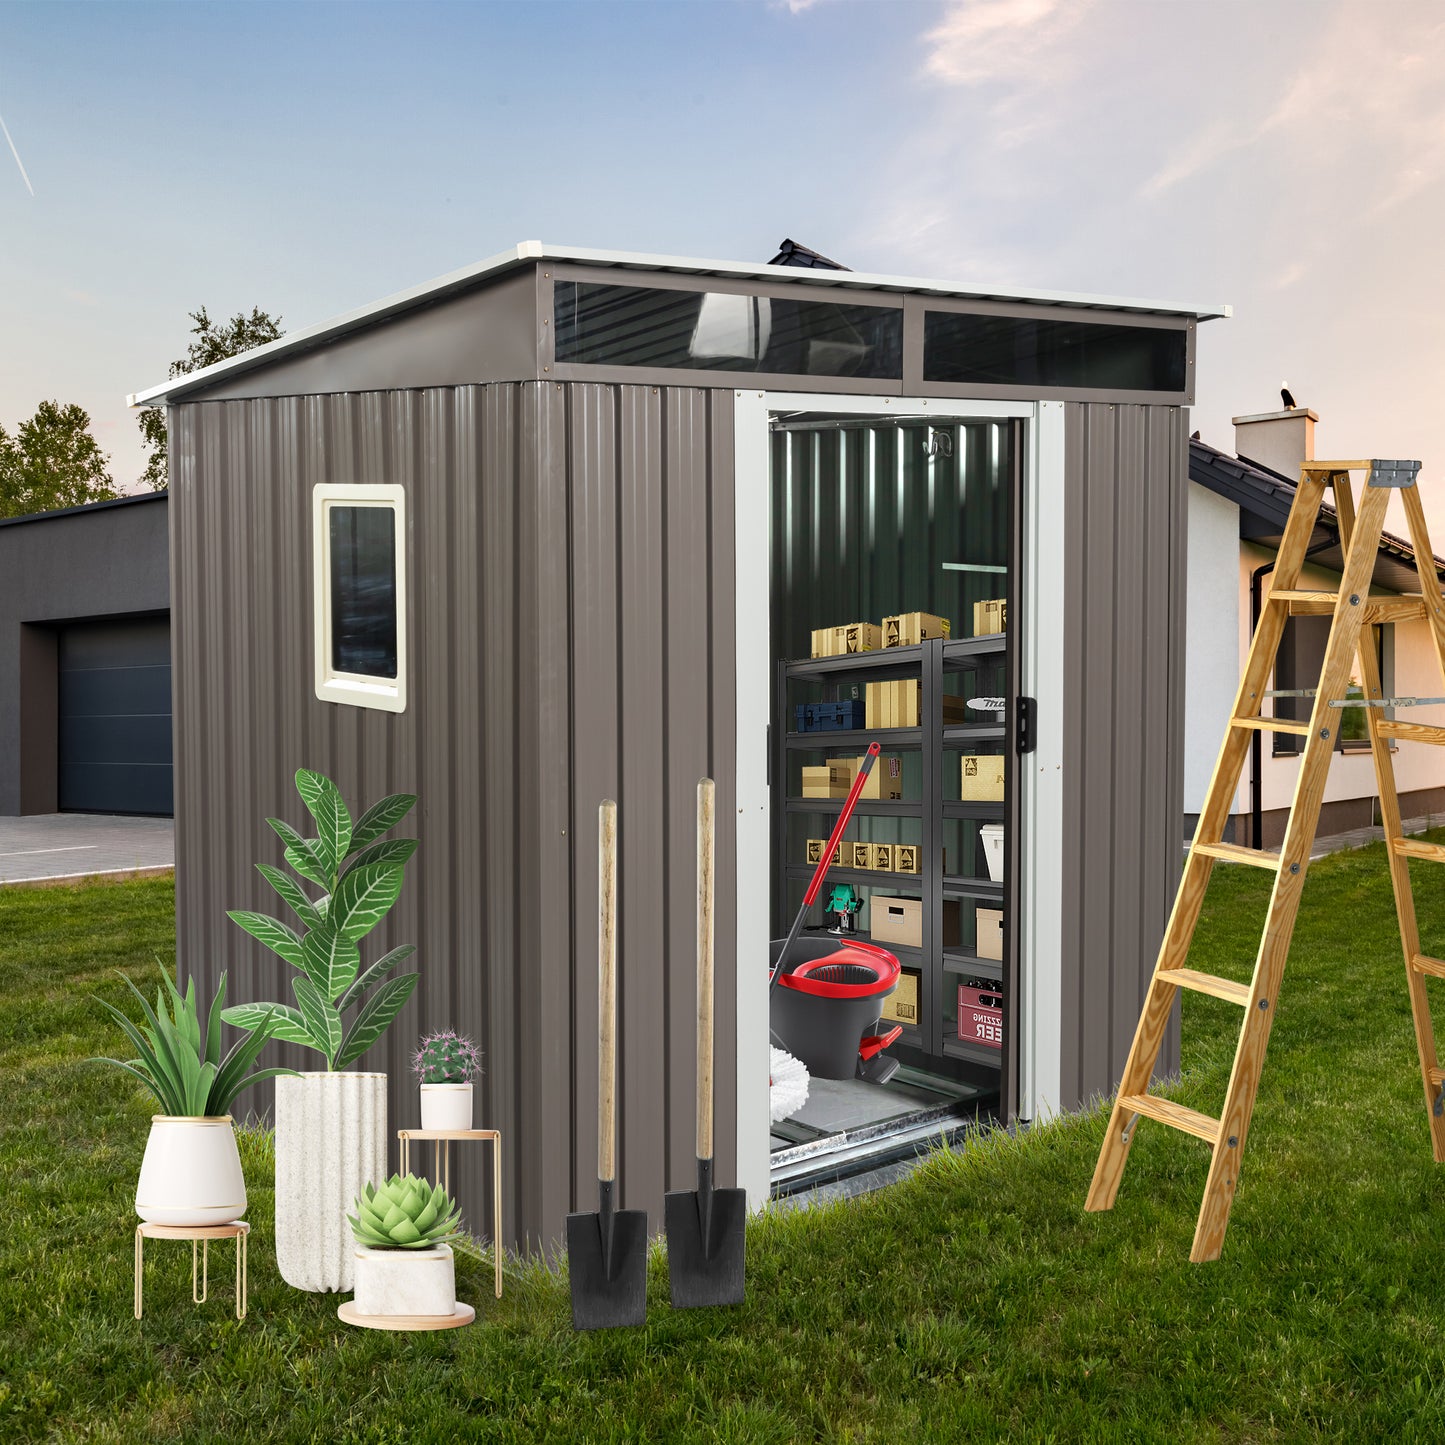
left=397, top=1129, right=503, bottom=1300
left=134, top=1221, right=249, bottom=1321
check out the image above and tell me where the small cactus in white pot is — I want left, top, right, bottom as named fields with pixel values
left=412, top=1031, right=482, bottom=1131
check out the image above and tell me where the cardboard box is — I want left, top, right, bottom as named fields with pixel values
left=882, top=612, right=952, bottom=648
left=810, top=626, right=851, bottom=658
left=869, top=895, right=962, bottom=948
left=846, top=841, right=873, bottom=870
left=850, top=753, right=903, bottom=800
left=941, top=694, right=973, bottom=725
left=882, top=970, right=920, bottom=1027
left=972, top=598, right=1007, bottom=637
left=871, top=895, right=923, bottom=948
left=894, top=680, right=921, bottom=728
left=802, top=762, right=851, bottom=799
left=805, top=838, right=843, bottom=867
left=960, top=755, right=1005, bottom=801
left=844, top=622, right=882, bottom=653
left=976, top=906, right=1004, bottom=961
left=958, top=981, right=1003, bottom=1049
left=865, top=681, right=882, bottom=730
left=892, top=843, right=920, bottom=874
left=868, top=842, right=894, bottom=872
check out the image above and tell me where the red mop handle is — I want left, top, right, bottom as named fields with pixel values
left=803, top=742, right=881, bottom=906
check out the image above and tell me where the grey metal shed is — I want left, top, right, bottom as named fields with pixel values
left=130, top=242, right=1226, bottom=1252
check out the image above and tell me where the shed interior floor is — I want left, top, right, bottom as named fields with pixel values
left=769, top=1065, right=993, bottom=1189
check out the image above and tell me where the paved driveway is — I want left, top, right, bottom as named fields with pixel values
left=0, top=814, right=174, bottom=885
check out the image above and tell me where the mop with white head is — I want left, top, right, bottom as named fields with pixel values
left=769, top=1046, right=810, bottom=1124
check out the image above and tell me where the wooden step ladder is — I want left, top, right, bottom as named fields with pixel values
left=1086, top=457, right=1445, bottom=1261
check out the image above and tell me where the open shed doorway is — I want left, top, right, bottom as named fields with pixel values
left=767, top=411, right=1023, bottom=1193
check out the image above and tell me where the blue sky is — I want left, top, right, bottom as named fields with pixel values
left=2, top=0, right=1443, bottom=508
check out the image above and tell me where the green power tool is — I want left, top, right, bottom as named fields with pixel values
left=823, top=883, right=863, bottom=935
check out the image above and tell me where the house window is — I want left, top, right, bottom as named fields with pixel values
left=312, top=484, right=407, bottom=713
left=1273, top=616, right=1390, bottom=756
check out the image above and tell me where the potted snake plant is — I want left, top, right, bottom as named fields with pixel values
left=222, top=767, right=420, bottom=1292
left=92, top=969, right=292, bottom=1225
left=344, top=1172, right=467, bottom=1325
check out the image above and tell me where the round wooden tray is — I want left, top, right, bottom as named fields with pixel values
left=337, top=1301, right=475, bottom=1332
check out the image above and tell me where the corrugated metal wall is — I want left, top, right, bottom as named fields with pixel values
left=1059, top=403, right=1187, bottom=1104
left=169, top=381, right=735, bottom=1254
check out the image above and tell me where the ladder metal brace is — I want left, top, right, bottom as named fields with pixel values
left=1369, top=459, right=1421, bottom=488
left=1328, top=695, right=1445, bottom=709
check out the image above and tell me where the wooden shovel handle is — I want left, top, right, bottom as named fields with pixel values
left=598, top=800, right=618, bottom=1183
left=696, top=779, right=716, bottom=1159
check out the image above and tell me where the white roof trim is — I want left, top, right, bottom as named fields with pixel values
left=127, top=240, right=1231, bottom=407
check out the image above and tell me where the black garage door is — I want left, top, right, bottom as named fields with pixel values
left=58, top=617, right=173, bottom=816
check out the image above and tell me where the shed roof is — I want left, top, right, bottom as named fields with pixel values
left=129, top=240, right=1231, bottom=409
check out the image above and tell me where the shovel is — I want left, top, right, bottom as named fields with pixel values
left=665, top=778, right=747, bottom=1308
left=567, top=800, right=648, bottom=1330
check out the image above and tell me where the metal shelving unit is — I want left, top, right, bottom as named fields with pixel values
left=773, top=634, right=1011, bottom=1086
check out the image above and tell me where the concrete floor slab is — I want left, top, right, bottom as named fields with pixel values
left=0, top=814, right=174, bottom=885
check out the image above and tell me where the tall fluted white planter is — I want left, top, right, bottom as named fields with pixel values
left=275, top=1072, right=387, bottom=1292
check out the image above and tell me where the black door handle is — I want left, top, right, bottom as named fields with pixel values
left=1015, top=696, right=1036, bottom=755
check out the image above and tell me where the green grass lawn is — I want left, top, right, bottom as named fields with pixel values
left=5, top=848, right=1445, bottom=1443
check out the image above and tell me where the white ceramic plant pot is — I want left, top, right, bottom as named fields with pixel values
left=353, top=1244, right=456, bottom=1317
left=419, top=1082, right=473, bottom=1132
left=135, top=1115, right=247, bottom=1226
left=275, top=1072, right=387, bottom=1292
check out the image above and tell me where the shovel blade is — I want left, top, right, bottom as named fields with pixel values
left=566, top=1207, right=649, bottom=1330
left=664, top=1184, right=747, bottom=1309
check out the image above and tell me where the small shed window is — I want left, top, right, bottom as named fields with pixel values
left=923, top=311, right=1188, bottom=393
left=553, top=281, right=903, bottom=379
left=312, top=483, right=407, bottom=713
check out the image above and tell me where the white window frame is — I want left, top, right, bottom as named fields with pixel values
left=312, top=483, right=408, bottom=713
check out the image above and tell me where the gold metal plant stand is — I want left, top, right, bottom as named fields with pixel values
left=398, top=1129, right=504, bottom=1300
left=134, top=1221, right=249, bottom=1320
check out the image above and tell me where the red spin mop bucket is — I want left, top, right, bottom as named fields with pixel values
left=769, top=743, right=905, bottom=1086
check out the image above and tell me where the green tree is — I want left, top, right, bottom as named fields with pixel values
left=137, top=306, right=284, bottom=490
left=0, top=400, right=118, bottom=520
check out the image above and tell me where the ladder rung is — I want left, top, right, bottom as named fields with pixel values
left=1300, top=460, right=1375, bottom=473
left=1411, top=954, right=1445, bottom=981
left=1118, top=1093, right=1221, bottom=1144
left=1194, top=841, right=1283, bottom=870
left=1365, top=597, right=1428, bottom=623
left=1376, top=721, right=1445, bottom=746
left=1392, top=839, right=1445, bottom=864
left=1429, top=1067, right=1445, bottom=1088
left=1268, top=589, right=1338, bottom=610
left=1156, top=967, right=1252, bottom=1006
left=1230, top=717, right=1311, bottom=737
left=1267, top=590, right=1427, bottom=623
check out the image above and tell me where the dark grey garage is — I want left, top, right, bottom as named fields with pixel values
left=0, top=492, right=171, bottom=817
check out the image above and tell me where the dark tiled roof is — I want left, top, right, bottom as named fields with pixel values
left=0, top=489, right=167, bottom=529
left=768, top=239, right=851, bottom=271
left=1188, top=438, right=1444, bottom=591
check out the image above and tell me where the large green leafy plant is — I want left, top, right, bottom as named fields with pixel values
left=92, top=968, right=294, bottom=1116
left=222, top=768, right=419, bottom=1070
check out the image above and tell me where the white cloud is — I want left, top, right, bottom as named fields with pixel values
left=922, top=0, right=1095, bottom=89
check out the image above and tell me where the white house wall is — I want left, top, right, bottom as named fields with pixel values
left=1183, top=481, right=1244, bottom=816
left=1256, top=550, right=1445, bottom=813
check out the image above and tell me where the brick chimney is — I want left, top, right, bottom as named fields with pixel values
left=1233, top=405, right=1318, bottom=479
